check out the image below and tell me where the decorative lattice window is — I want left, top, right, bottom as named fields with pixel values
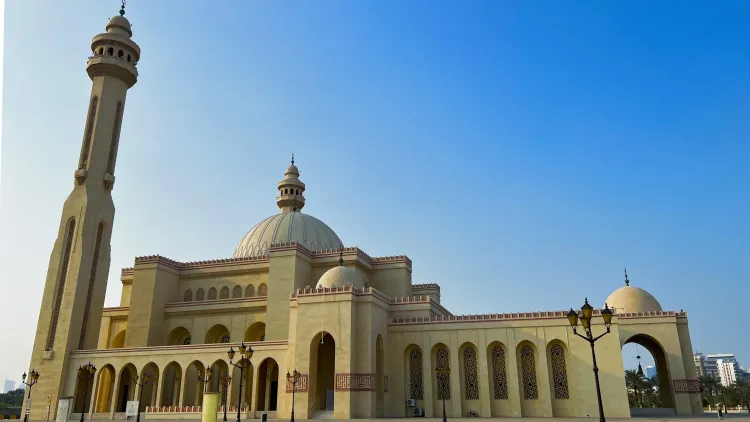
left=79, top=222, right=104, bottom=349
left=436, top=347, right=451, bottom=400
left=208, top=287, right=217, bottom=300
left=245, top=285, right=255, bottom=297
left=520, top=344, right=538, bottom=400
left=409, top=348, right=424, bottom=400
left=106, top=101, right=123, bottom=174
left=232, top=286, right=242, bottom=298
left=491, top=345, right=508, bottom=399
left=550, top=344, right=570, bottom=399
left=78, top=96, right=98, bottom=169
left=463, top=347, right=479, bottom=400
left=183, top=336, right=191, bottom=345
left=220, top=286, right=229, bottom=299
left=184, top=289, right=193, bottom=302
left=196, top=288, right=205, bottom=301
left=220, top=334, right=230, bottom=343
left=258, top=283, right=268, bottom=297
left=47, top=217, right=76, bottom=350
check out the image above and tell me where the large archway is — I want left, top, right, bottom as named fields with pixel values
left=309, top=332, right=336, bottom=412
left=229, top=358, right=253, bottom=410
left=160, top=362, right=183, bottom=406
left=205, top=324, right=231, bottom=344
left=138, top=363, right=159, bottom=411
left=256, top=358, right=278, bottom=411
left=115, top=364, right=137, bottom=413
left=167, top=327, right=192, bottom=345
left=184, top=361, right=205, bottom=406
left=93, top=365, right=116, bottom=413
left=622, top=334, right=675, bottom=415
left=209, top=360, right=230, bottom=410
left=73, top=366, right=96, bottom=414
left=244, top=322, right=266, bottom=342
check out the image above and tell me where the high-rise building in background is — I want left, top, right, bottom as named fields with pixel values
left=646, top=365, right=657, bottom=378
left=694, top=352, right=744, bottom=386
left=2, top=379, right=15, bottom=393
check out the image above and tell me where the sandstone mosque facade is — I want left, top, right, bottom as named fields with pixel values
left=23, top=6, right=703, bottom=421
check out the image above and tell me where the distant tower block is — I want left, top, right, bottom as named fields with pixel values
left=23, top=4, right=140, bottom=420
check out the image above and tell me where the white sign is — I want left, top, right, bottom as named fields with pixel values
left=55, top=398, right=72, bottom=422
left=125, top=401, right=139, bottom=418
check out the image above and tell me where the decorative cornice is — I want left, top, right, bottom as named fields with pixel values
left=127, top=254, right=270, bottom=274
left=103, top=306, right=129, bottom=313
left=70, top=340, right=288, bottom=355
left=390, top=309, right=687, bottom=325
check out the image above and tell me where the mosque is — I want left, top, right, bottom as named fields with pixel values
left=23, top=5, right=703, bottom=421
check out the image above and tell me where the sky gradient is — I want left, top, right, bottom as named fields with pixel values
left=1, top=0, right=749, bottom=383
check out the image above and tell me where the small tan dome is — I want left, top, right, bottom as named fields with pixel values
left=106, top=15, right=132, bottom=38
left=605, top=286, right=662, bottom=314
left=317, top=266, right=365, bottom=289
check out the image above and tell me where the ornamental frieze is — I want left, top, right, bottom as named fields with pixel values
left=673, top=379, right=701, bottom=393
left=285, top=374, right=308, bottom=392
left=335, top=373, right=376, bottom=391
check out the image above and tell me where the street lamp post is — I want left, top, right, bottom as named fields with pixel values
left=76, top=363, right=97, bottom=422
left=228, top=342, right=254, bottom=422
left=286, top=370, right=300, bottom=422
left=567, top=298, right=613, bottom=422
left=434, top=366, right=450, bottom=422
left=22, top=369, right=40, bottom=422
left=133, top=373, right=149, bottom=422
left=219, top=374, right=232, bottom=422
left=198, top=368, right=213, bottom=393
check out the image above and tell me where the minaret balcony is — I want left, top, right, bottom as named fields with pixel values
left=86, top=55, right=139, bottom=87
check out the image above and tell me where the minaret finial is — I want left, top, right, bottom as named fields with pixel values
left=624, top=267, right=630, bottom=286
left=339, top=245, right=344, bottom=266
left=120, top=0, right=126, bottom=16
left=291, top=153, right=295, bottom=165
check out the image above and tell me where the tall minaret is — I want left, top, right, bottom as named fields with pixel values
left=24, top=4, right=140, bottom=419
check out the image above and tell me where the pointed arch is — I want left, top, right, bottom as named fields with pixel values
left=244, top=285, right=255, bottom=297
left=517, top=341, right=538, bottom=400
left=205, top=324, right=230, bottom=344
left=184, top=361, right=205, bottom=407
left=196, top=288, right=205, bottom=301
left=208, top=287, right=217, bottom=300
left=219, top=286, right=229, bottom=299
left=184, top=289, right=193, bottom=302
left=116, top=364, right=137, bottom=412
left=488, top=341, right=509, bottom=400
left=167, top=326, right=191, bottom=345
left=106, top=100, right=123, bottom=174
left=160, top=362, right=183, bottom=406
left=405, top=344, right=424, bottom=402
left=79, top=222, right=106, bottom=349
left=257, top=283, right=268, bottom=297
left=110, top=330, right=126, bottom=349
left=460, top=342, right=479, bottom=400
left=232, top=285, right=242, bottom=298
left=138, top=362, right=159, bottom=411
left=244, top=322, right=265, bottom=342
left=94, top=364, right=115, bottom=413
left=78, top=96, right=98, bottom=169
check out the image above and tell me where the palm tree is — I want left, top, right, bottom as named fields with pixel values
left=645, top=375, right=661, bottom=407
left=734, top=379, right=750, bottom=412
left=699, top=375, right=720, bottom=409
left=625, top=369, right=647, bottom=408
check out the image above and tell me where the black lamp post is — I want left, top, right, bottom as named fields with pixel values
left=219, top=373, right=232, bottom=422
left=22, top=369, right=40, bottom=422
left=434, top=365, right=450, bottom=422
left=76, top=363, right=96, bottom=422
left=567, top=299, right=613, bottom=422
left=228, top=342, right=254, bottom=422
left=198, top=368, right=213, bottom=393
left=286, top=370, right=300, bottom=422
left=133, top=373, right=149, bottom=422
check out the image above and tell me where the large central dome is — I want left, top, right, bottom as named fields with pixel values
left=233, top=158, right=342, bottom=258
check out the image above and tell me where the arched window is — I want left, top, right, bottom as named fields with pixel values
left=219, top=286, right=229, bottom=299
left=195, top=288, right=205, bottom=301
left=47, top=217, right=76, bottom=350
left=258, top=283, right=268, bottom=297
left=520, top=344, right=538, bottom=400
left=435, top=346, right=451, bottom=400
left=409, top=347, right=424, bottom=400
left=107, top=47, right=113, bottom=56
left=490, top=344, right=508, bottom=399
left=78, top=222, right=105, bottom=349
left=98, top=47, right=103, bottom=55
left=245, top=285, right=255, bottom=297
left=106, top=101, right=123, bottom=175
left=184, top=289, right=193, bottom=302
left=207, top=287, right=217, bottom=300
left=463, top=346, right=479, bottom=400
left=78, top=96, right=98, bottom=170
left=284, top=189, right=288, bottom=194
left=117, top=50, right=124, bottom=58
left=232, top=286, right=242, bottom=298
left=549, top=344, right=570, bottom=399
left=127, top=54, right=131, bottom=62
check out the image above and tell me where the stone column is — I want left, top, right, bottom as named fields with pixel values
left=505, top=332, right=522, bottom=417
left=179, top=368, right=188, bottom=407
left=155, top=371, right=164, bottom=409
left=420, top=337, right=434, bottom=417
left=449, top=335, right=462, bottom=418
left=110, top=370, right=121, bottom=418
left=476, top=335, right=491, bottom=417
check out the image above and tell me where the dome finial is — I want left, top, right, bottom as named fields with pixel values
left=120, top=0, right=126, bottom=16
left=291, top=153, right=295, bottom=165
left=624, top=267, right=630, bottom=286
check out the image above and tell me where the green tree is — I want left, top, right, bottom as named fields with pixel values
left=699, top=375, right=720, bottom=409
left=0, top=388, right=25, bottom=407
left=625, top=369, right=647, bottom=408
left=733, top=379, right=750, bottom=411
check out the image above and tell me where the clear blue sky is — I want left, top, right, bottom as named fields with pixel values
left=1, top=0, right=749, bottom=382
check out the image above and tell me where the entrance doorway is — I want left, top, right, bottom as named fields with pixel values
left=622, top=334, right=676, bottom=416
left=309, top=332, right=336, bottom=412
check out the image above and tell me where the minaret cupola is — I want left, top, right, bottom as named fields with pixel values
left=276, top=154, right=306, bottom=212
left=86, top=2, right=140, bottom=88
